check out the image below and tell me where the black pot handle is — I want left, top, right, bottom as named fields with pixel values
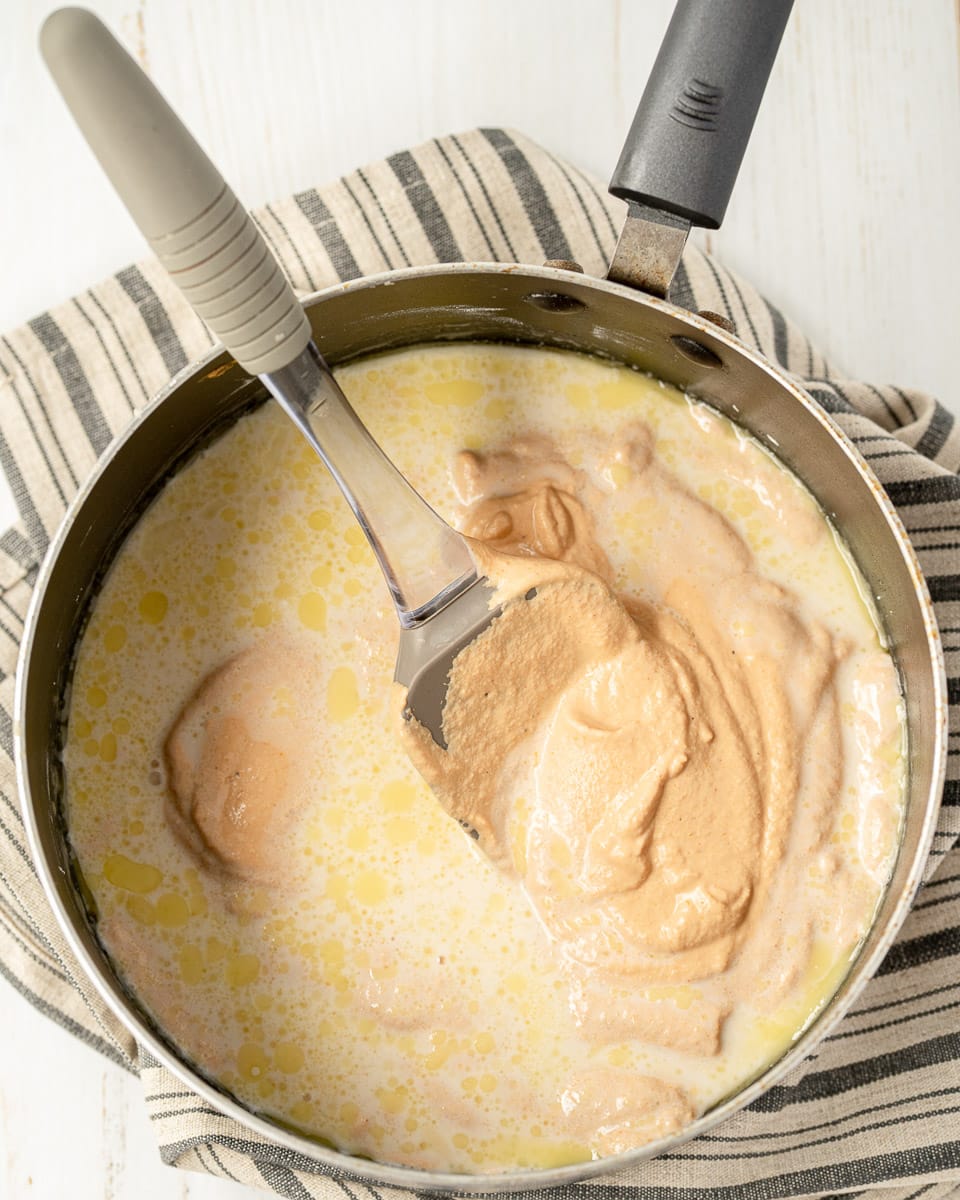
left=610, top=0, right=793, bottom=230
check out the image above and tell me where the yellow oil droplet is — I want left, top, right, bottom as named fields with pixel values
left=424, top=379, right=484, bottom=407
left=344, top=526, right=365, bottom=546
left=732, top=493, right=756, bottom=518
left=377, top=1085, right=407, bottom=1115
left=226, top=954, right=260, bottom=987
left=125, top=894, right=156, bottom=925
left=112, top=716, right=130, bottom=735
left=289, top=1101, right=313, bottom=1125
left=385, top=816, right=417, bottom=846
left=478, top=1074, right=497, bottom=1093
left=202, top=938, right=225, bottom=964
left=216, top=557, right=236, bottom=579
left=307, top=509, right=332, bottom=531
left=347, top=825, right=371, bottom=851
left=104, top=853, right=162, bottom=894
left=139, top=591, right=168, bottom=624
left=273, top=1042, right=304, bottom=1074
left=381, top=779, right=417, bottom=813
left=424, top=1031, right=460, bottom=1071
left=340, top=1101, right=360, bottom=1125
left=86, top=685, right=107, bottom=709
left=298, top=592, right=327, bottom=631
left=99, top=732, right=117, bottom=762
left=566, top=382, right=593, bottom=411
left=104, top=625, right=127, bottom=653
left=346, top=545, right=368, bottom=564
left=606, top=1044, right=631, bottom=1067
left=254, top=993, right=273, bottom=1012
left=453, top=1132, right=470, bottom=1150
left=504, top=973, right=528, bottom=996
left=344, top=578, right=362, bottom=597
left=311, top=563, right=332, bottom=587
left=183, top=869, right=207, bottom=916
left=127, top=819, right=144, bottom=836
left=354, top=869, right=388, bottom=906
left=179, top=944, right=205, bottom=984
left=592, top=381, right=638, bottom=415
left=238, top=1043, right=269, bottom=1080
left=155, top=893, right=190, bottom=927
left=486, top=1134, right=589, bottom=1169
left=252, top=602, right=275, bottom=628
left=485, top=396, right=509, bottom=420
left=327, top=666, right=358, bottom=721
left=473, top=1032, right=495, bottom=1055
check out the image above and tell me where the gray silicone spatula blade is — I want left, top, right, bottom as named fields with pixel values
left=40, top=5, right=496, bottom=746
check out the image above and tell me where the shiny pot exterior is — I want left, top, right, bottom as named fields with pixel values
left=15, top=263, right=947, bottom=1192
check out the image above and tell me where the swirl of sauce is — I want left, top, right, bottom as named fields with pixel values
left=403, top=434, right=844, bottom=992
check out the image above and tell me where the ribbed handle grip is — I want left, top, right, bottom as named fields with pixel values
left=40, top=7, right=311, bottom=375
left=609, top=0, right=793, bottom=230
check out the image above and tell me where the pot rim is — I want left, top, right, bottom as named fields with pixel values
left=14, top=261, right=949, bottom=1193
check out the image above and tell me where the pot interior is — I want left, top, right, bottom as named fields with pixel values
left=17, top=264, right=946, bottom=1192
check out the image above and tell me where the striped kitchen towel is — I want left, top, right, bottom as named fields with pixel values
left=0, top=129, right=958, bottom=1200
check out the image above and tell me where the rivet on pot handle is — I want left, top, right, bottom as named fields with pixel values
left=40, top=7, right=311, bottom=376
left=607, top=0, right=794, bottom=299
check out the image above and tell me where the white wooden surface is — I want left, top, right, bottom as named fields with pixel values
left=1, top=3, right=958, bottom=1197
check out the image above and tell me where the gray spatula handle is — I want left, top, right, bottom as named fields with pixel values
left=40, top=7, right=311, bottom=375
left=610, top=0, right=793, bottom=229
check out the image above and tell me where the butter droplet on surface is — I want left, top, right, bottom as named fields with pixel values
left=327, top=667, right=358, bottom=721
left=227, top=954, right=261, bottom=987
left=298, top=592, right=327, bottom=631
left=274, top=1042, right=305, bottom=1074
left=103, top=853, right=162, bottom=894
left=104, top=625, right=127, bottom=652
left=155, top=893, right=190, bottom=927
left=138, top=591, right=168, bottom=624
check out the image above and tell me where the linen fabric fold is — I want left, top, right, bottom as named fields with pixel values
left=0, top=129, right=958, bottom=1199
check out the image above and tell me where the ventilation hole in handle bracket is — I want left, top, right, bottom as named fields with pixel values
left=523, top=291, right=587, bottom=314
left=670, top=335, right=724, bottom=368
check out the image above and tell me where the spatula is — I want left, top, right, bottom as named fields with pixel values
left=40, top=6, right=497, bottom=746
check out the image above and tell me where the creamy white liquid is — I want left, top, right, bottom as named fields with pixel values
left=62, top=344, right=904, bottom=1172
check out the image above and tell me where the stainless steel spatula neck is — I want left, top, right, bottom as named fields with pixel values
left=262, top=342, right=480, bottom=631
left=263, top=343, right=498, bottom=743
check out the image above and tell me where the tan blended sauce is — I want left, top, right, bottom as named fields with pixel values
left=62, top=344, right=905, bottom=1172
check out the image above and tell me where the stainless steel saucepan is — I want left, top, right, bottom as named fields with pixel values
left=16, top=1, right=946, bottom=1192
